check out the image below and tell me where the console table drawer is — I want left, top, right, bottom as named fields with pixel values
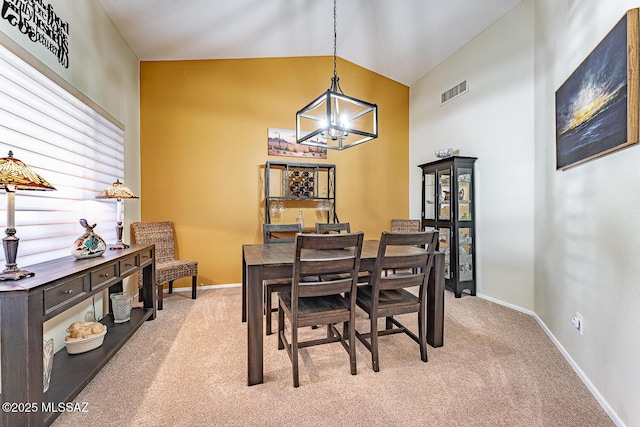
left=90, top=263, right=118, bottom=290
left=44, top=276, right=88, bottom=315
left=139, top=249, right=153, bottom=266
left=120, top=255, right=138, bottom=276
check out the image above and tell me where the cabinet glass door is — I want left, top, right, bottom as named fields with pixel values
left=438, top=227, right=451, bottom=279
left=424, top=172, right=435, bottom=220
left=437, top=169, right=451, bottom=220
left=457, top=167, right=472, bottom=221
left=458, top=227, right=473, bottom=281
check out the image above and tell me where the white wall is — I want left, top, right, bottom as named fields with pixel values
left=534, top=0, right=640, bottom=425
left=0, top=0, right=140, bottom=221
left=411, top=0, right=640, bottom=425
left=0, top=2, right=140, bottom=352
left=410, top=0, right=536, bottom=310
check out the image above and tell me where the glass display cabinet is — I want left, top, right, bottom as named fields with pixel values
left=419, top=156, right=477, bottom=297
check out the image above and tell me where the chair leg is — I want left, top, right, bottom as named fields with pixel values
left=168, top=280, right=174, bottom=294
left=292, top=323, right=299, bottom=387
left=348, top=319, right=357, bottom=375
left=191, top=275, right=197, bottom=299
left=277, top=304, right=285, bottom=350
left=418, top=307, right=428, bottom=362
left=157, top=284, right=164, bottom=311
left=371, top=316, right=379, bottom=372
left=385, top=316, right=393, bottom=330
left=266, top=288, right=273, bottom=335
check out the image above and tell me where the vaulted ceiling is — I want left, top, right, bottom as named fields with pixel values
left=98, top=0, right=524, bottom=86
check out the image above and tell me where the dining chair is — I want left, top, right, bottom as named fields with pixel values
left=355, top=230, right=438, bottom=372
left=277, top=232, right=364, bottom=387
left=389, top=219, right=422, bottom=275
left=131, top=221, right=198, bottom=310
left=315, top=222, right=351, bottom=234
left=315, top=222, right=362, bottom=283
left=263, top=223, right=302, bottom=335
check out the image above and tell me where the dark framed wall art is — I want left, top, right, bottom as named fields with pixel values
left=555, top=8, right=639, bottom=170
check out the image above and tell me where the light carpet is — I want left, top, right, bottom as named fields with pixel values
left=53, top=287, right=613, bottom=426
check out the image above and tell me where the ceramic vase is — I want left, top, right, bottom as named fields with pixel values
left=71, top=219, right=106, bottom=259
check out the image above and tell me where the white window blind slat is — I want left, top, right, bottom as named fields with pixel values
left=0, top=43, right=125, bottom=268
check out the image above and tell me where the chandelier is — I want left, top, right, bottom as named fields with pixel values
left=295, top=0, right=378, bottom=150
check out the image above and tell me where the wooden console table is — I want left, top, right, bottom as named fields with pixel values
left=0, top=244, right=156, bottom=426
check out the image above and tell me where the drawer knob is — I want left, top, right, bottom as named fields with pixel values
left=64, top=289, right=73, bottom=295
left=101, top=273, right=110, bottom=278
left=125, top=263, right=133, bottom=267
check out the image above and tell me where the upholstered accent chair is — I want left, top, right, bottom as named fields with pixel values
left=132, top=221, right=197, bottom=310
left=390, top=219, right=421, bottom=233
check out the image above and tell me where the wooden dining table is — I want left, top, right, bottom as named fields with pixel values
left=242, top=240, right=446, bottom=386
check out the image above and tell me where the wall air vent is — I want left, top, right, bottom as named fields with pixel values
left=440, top=80, right=468, bottom=105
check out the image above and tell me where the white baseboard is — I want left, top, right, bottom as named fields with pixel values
left=476, top=293, right=623, bottom=427
left=476, top=292, right=535, bottom=316
left=167, top=283, right=241, bottom=292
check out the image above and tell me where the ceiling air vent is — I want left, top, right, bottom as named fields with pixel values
left=440, top=80, right=468, bottom=105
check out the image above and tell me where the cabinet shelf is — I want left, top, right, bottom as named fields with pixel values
left=269, top=196, right=331, bottom=201
left=265, top=161, right=338, bottom=224
left=43, top=308, right=152, bottom=425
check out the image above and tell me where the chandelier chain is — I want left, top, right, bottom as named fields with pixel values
left=333, top=0, right=337, bottom=80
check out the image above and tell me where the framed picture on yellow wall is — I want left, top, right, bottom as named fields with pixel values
left=268, top=128, right=327, bottom=159
left=555, top=8, right=639, bottom=170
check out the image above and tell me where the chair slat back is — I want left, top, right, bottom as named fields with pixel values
left=315, top=222, right=351, bottom=234
left=293, top=233, right=364, bottom=299
left=263, top=223, right=302, bottom=244
left=132, top=221, right=175, bottom=263
left=373, top=231, right=438, bottom=293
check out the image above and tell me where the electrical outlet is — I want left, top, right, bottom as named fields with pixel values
left=571, top=312, right=583, bottom=335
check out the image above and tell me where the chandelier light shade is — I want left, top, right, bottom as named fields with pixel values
left=296, top=0, right=378, bottom=150
left=0, top=150, right=56, bottom=280
left=96, top=179, right=139, bottom=249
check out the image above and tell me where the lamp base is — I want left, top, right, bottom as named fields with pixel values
left=0, top=268, right=34, bottom=281
left=2, top=228, right=33, bottom=280
left=109, top=222, right=129, bottom=249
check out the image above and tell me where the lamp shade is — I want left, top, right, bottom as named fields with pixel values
left=0, top=150, right=56, bottom=280
left=95, top=179, right=138, bottom=250
left=95, top=179, right=138, bottom=200
left=0, top=151, right=56, bottom=190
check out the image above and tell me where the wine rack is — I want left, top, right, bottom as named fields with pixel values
left=265, top=161, right=338, bottom=225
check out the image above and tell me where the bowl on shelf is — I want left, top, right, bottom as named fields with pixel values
left=64, top=327, right=107, bottom=354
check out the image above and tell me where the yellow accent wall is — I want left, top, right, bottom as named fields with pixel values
left=140, top=56, right=409, bottom=285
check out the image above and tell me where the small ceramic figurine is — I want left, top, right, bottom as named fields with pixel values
left=71, top=219, right=107, bottom=259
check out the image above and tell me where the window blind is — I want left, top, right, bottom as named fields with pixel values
left=0, top=43, right=124, bottom=267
